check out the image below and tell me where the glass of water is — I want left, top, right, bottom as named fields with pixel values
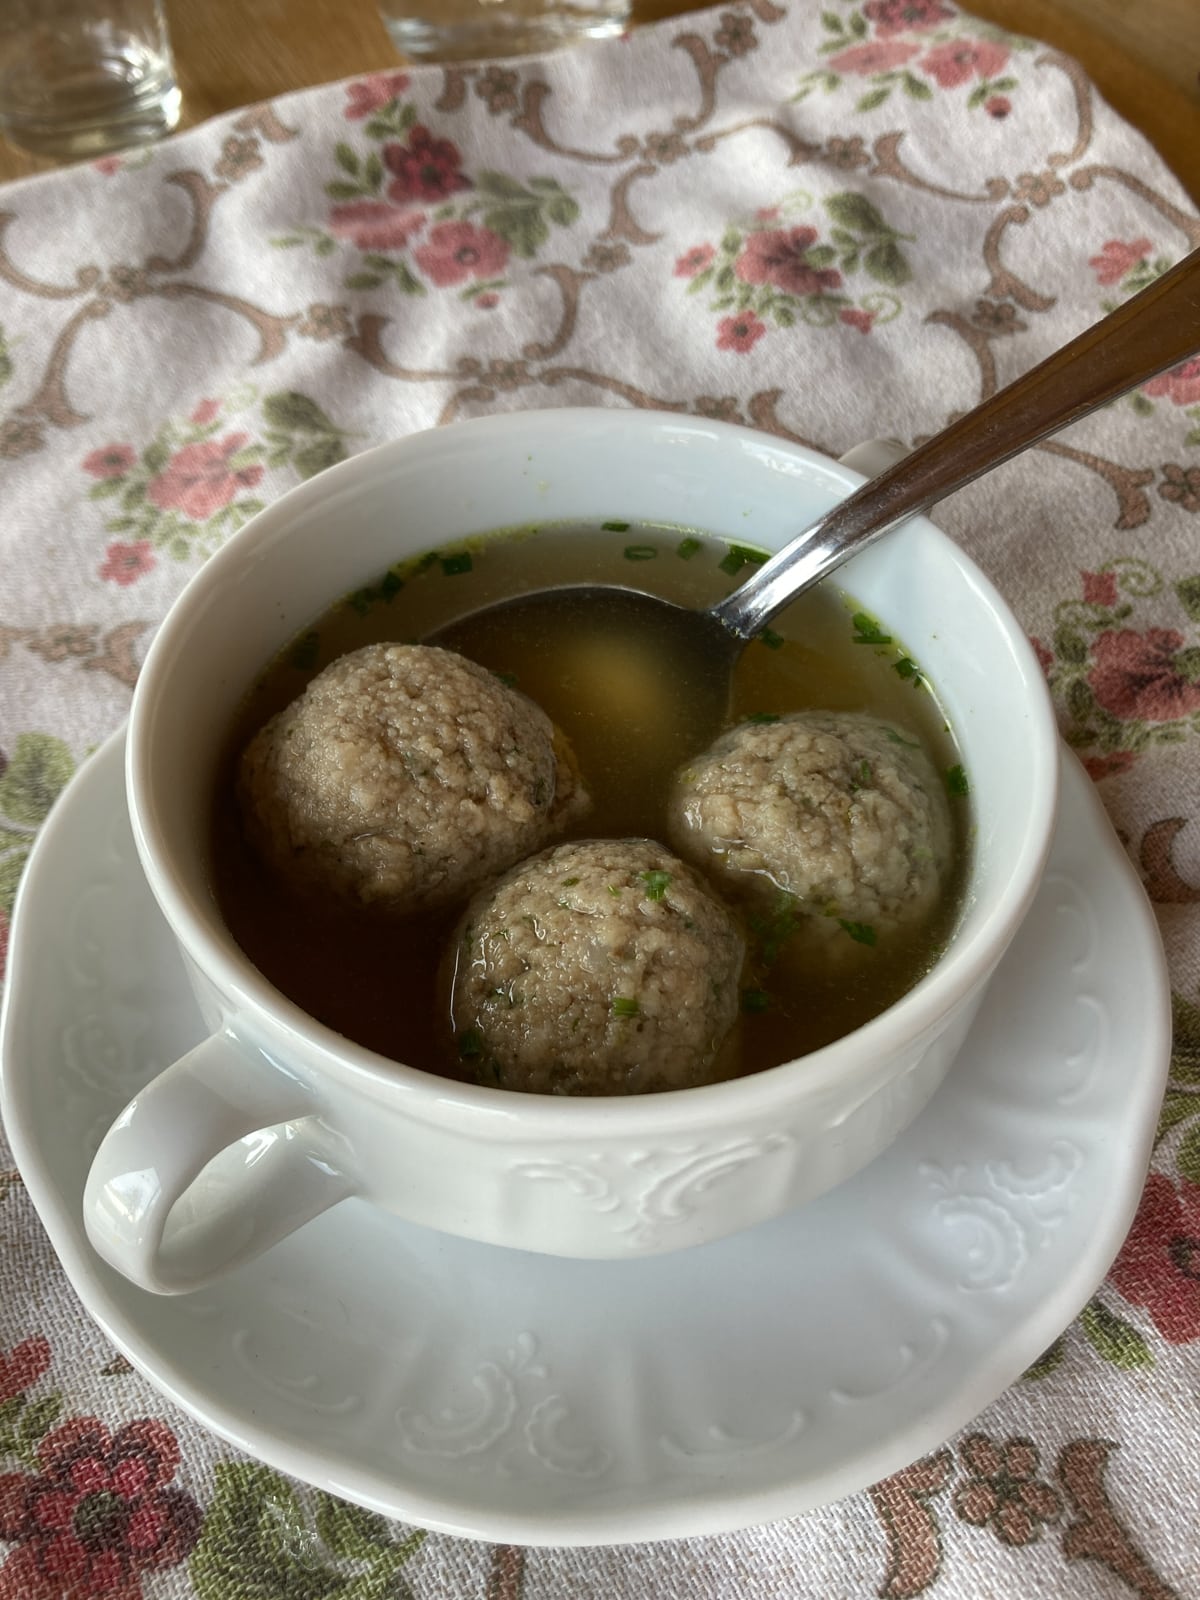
left=0, top=0, right=180, bottom=161
left=377, top=0, right=632, bottom=63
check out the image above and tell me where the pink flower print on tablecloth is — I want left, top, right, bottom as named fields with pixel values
left=1087, top=627, right=1200, bottom=723
left=384, top=126, right=472, bottom=203
left=83, top=389, right=350, bottom=566
left=188, top=398, right=221, bottom=426
left=296, top=87, right=579, bottom=296
left=1143, top=356, right=1200, bottom=408
left=717, top=312, right=767, bottom=352
left=414, top=221, right=510, bottom=287
left=675, top=243, right=715, bottom=278
left=343, top=72, right=410, bottom=120
left=1089, top=237, right=1154, bottom=286
left=147, top=433, right=264, bottom=523
left=1110, top=1174, right=1200, bottom=1343
left=862, top=0, right=954, bottom=35
left=328, top=199, right=427, bottom=253
left=82, top=445, right=135, bottom=479
left=839, top=307, right=876, bottom=333
left=826, top=39, right=919, bottom=75
left=680, top=192, right=911, bottom=351
left=803, top=9, right=1027, bottom=116
left=1087, top=236, right=1179, bottom=320
left=0, top=1339, right=50, bottom=1403
left=1038, top=560, right=1200, bottom=779
left=98, top=541, right=155, bottom=587
left=1082, top=751, right=1137, bottom=782
left=0, top=1415, right=200, bottom=1599
left=735, top=226, right=843, bottom=297
left=919, top=37, right=1010, bottom=88
left=1081, top=569, right=1119, bottom=608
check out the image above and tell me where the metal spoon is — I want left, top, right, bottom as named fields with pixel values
left=430, top=248, right=1200, bottom=757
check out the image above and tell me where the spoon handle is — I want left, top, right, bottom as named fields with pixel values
left=712, top=246, right=1200, bottom=640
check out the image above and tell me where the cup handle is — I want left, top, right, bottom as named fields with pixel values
left=83, top=1031, right=359, bottom=1295
left=838, top=437, right=908, bottom=478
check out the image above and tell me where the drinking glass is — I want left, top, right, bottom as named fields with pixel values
left=0, top=0, right=180, bottom=160
left=377, top=0, right=631, bottom=63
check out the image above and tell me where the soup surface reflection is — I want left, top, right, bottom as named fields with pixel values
left=211, top=523, right=969, bottom=1083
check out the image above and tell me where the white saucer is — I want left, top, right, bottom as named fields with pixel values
left=0, top=730, right=1170, bottom=1547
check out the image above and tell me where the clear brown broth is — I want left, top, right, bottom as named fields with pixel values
left=210, top=524, right=969, bottom=1085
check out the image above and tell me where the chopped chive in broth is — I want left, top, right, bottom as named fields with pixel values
left=851, top=611, right=893, bottom=645
left=719, top=544, right=768, bottom=577
left=946, top=763, right=970, bottom=796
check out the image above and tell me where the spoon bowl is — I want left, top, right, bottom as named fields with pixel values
left=430, top=248, right=1200, bottom=759
left=430, top=582, right=740, bottom=782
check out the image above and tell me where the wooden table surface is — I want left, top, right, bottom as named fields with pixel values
left=0, top=0, right=1197, bottom=202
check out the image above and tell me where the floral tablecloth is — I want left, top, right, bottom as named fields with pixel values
left=1, top=1, right=1199, bottom=1595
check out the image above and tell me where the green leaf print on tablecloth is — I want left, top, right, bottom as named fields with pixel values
left=1078, top=1301, right=1154, bottom=1370
left=0, top=734, right=75, bottom=918
left=190, top=1461, right=425, bottom=1600
left=261, top=392, right=353, bottom=480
